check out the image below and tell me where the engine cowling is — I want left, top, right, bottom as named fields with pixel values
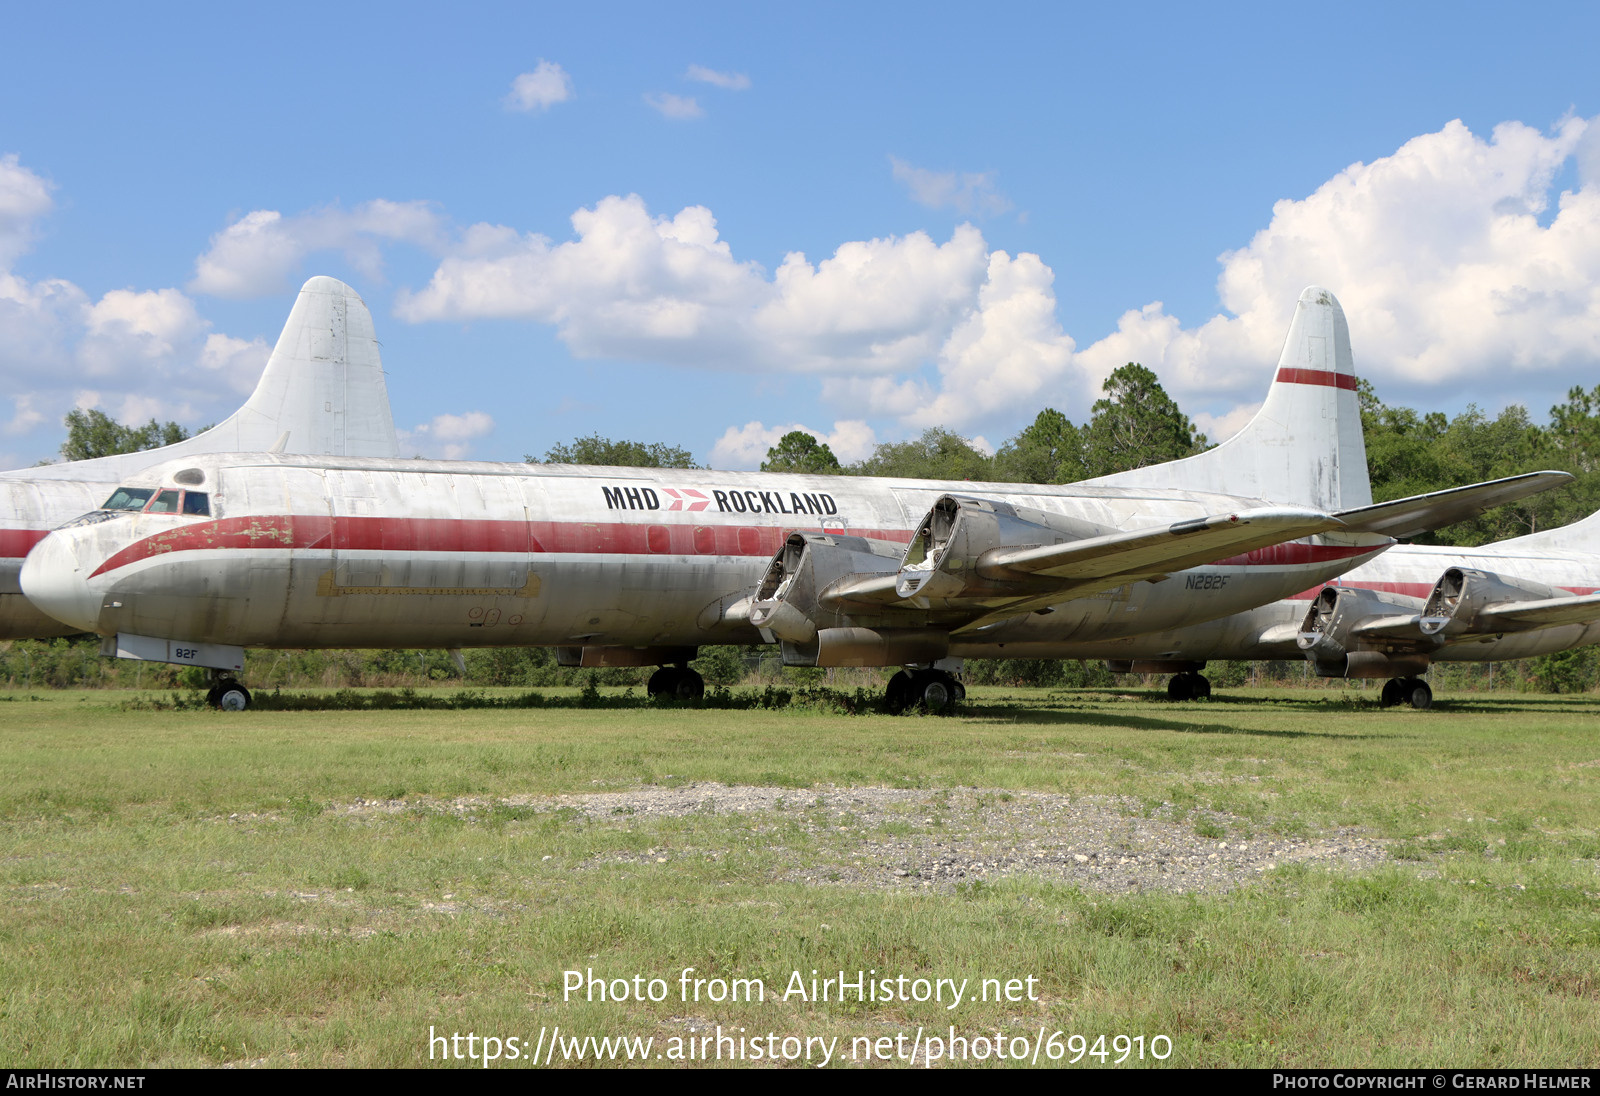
left=748, top=532, right=906, bottom=664
left=895, top=495, right=1096, bottom=603
left=1297, top=585, right=1431, bottom=678
left=1420, top=567, right=1560, bottom=637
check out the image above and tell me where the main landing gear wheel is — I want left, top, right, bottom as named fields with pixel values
left=207, top=679, right=251, bottom=711
left=1380, top=677, right=1432, bottom=710
left=1167, top=672, right=1211, bottom=701
left=886, top=669, right=964, bottom=714
left=647, top=666, right=705, bottom=701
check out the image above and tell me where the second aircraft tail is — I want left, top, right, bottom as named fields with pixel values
left=1086, top=286, right=1372, bottom=512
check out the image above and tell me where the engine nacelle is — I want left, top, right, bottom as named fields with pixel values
left=1420, top=567, right=1560, bottom=637
left=749, top=532, right=902, bottom=644
left=1297, top=585, right=1426, bottom=677
left=895, top=495, right=1094, bottom=602
left=1104, top=659, right=1206, bottom=674
left=555, top=645, right=697, bottom=668
left=785, top=626, right=950, bottom=668
left=1339, top=651, right=1433, bottom=679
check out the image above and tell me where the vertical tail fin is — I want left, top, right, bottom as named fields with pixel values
left=16, top=276, right=399, bottom=482
left=1087, top=286, right=1371, bottom=511
left=1498, top=505, right=1600, bottom=552
left=194, top=275, right=398, bottom=458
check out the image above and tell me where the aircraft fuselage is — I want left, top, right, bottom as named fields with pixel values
left=21, top=454, right=1388, bottom=658
left=1045, top=540, right=1600, bottom=665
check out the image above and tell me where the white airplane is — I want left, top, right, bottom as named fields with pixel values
left=1055, top=510, right=1600, bottom=709
left=17, top=288, right=1565, bottom=710
left=0, top=276, right=399, bottom=638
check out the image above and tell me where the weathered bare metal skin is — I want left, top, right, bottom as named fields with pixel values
left=21, top=452, right=1393, bottom=656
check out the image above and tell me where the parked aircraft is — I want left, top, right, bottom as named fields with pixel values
left=0, top=276, right=399, bottom=638
left=1054, top=508, right=1600, bottom=709
left=18, top=288, right=1565, bottom=710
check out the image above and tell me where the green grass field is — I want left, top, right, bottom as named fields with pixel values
left=2, top=685, right=1597, bottom=1068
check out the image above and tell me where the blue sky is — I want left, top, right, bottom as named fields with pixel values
left=2, top=1, right=1598, bottom=468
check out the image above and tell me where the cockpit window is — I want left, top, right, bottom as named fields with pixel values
left=102, top=487, right=154, bottom=511
left=147, top=489, right=181, bottom=514
left=98, top=485, right=213, bottom=516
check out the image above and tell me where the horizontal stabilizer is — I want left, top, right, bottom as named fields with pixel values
left=1335, top=472, right=1571, bottom=539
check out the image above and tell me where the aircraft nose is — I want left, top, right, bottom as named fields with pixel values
left=20, top=532, right=105, bottom=634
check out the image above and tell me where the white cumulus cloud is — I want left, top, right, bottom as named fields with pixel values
left=3, top=394, right=46, bottom=437
left=1077, top=115, right=1600, bottom=415
left=395, top=195, right=1006, bottom=381
left=1192, top=401, right=1261, bottom=446
left=401, top=410, right=496, bottom=460
left=0, top=154, right=292, bottom=464
left=189, top=200, right=448, bottom=299
left=505, top=61, right=574, bottom=112
left=890, top=156, right=1012, bottom=217
left=686, top=65, right=750, bottom=90
left=393, top=114, right=1600, bottom=462
left=710, top=420, right=876, bottom=468
left=644, top=92, right=704, bottom=120
left=198, top=333, right=273, bottom=397
left=80, top=288, right=206, bottom=375
left=0, top=153, right=56, bottom=266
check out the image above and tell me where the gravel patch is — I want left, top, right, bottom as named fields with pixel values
left=338, top=782, right=1386, bottom=896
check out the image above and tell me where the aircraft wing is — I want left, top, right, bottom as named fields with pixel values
left=819, top=506, right=1341, bottom=614
left=1351, top=591, right=1600, bottom=653
left=1474, top=592, right=1600, bottom=632
left=1333, top=472, right=1571, bottom=539
left=979, top=507, right=1342, bottom=581
left=1349, top=613, right=1429, bottom=642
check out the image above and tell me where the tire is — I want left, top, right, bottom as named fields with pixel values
left=1380, top=679, right=1404, bottom=708
left=647, top=667, right=678, bottom=698
left=1194, top=675, right=1212, bottom=699
left=886, top=670, right=915, bottom=713
left=216, top=684, right=251, bottom=711
left=672, top=669, right=705, bottom=701
left=1406, top=680, right=1433, bottom=710
left=1167, top=674, right=1194, bottom=701
left=917, top=673, right=954, bottom=712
